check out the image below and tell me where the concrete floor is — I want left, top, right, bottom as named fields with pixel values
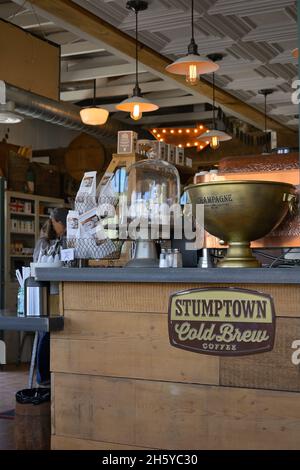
left=0, top=365, right=29, bottom=450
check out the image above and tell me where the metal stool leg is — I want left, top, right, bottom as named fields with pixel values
left=28, top=331, right=39, bottom=389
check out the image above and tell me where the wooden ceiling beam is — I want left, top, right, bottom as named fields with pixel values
left=16, top=0, right=296, bottom=135
left=61, top=80, right=179, bottom=101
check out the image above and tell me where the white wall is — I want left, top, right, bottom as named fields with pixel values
left=0, top=118, right=79, bottom=150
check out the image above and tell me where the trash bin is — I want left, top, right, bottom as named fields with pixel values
left=14, top=388, right=51, bottom=450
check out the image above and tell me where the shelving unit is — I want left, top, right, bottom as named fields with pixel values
left=4, top=191, right=64, bottom=311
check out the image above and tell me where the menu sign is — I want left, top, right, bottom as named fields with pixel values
left=168, top=288, right=275, bottom=356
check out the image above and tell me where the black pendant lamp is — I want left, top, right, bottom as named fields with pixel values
left=166, top=0, right=219, bottom=84
left=80, top=79, right=109, bottom=125
left=258, top=88, right=275, bottom=154
left=116, top=0, right=158, bottom=120
left=198, top=54, right=232, bottom=150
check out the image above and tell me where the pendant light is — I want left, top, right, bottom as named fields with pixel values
left=165, top=0, right=219, bottom=84
left=258, top=88, right=274, bottom=154
left=116, top=0, right=158, bottom=121
left=80, top=79, right=109, bottom=125
left=198, top=54, right=232, bottom=150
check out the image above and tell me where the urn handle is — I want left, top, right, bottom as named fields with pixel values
left=284, top=193, right=299, bottom=216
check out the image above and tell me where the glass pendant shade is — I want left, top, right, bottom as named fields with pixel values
left=80, top=107, right=109, bottom=126
left=80, top=79, right=109, bottom=126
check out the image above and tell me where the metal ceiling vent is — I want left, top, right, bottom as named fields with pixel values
left=0, top=80, right=134, bottom=143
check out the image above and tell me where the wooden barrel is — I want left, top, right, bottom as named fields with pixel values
left=14, top=401, right=51, bottom=450
left=64, top=133, right=106, bottom=181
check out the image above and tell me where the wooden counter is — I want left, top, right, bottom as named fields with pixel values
left=37, top=268, right=300, bottom=450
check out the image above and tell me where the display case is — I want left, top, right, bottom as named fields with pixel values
left=4, top=191, right=64, bottom=311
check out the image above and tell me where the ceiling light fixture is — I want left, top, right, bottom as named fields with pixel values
left=80, top=79, right=109, bottom=125
left=116, top=0, right=158, bottom=120
left=258, top=88, right=275, bottom=154
left=198, top=54, right=231, bottom=150
left=165, top=0, right=219, bottom=84
left=0, top=101, right=23, bottom=124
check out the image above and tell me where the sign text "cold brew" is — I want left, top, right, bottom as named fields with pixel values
left=168, top=288, right=276, bottom=356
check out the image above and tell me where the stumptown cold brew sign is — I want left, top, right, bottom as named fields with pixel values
left=168, top=288, right=276, bottom=356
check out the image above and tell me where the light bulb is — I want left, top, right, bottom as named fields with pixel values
left=186, top=64, right=198, bottom=85
left=210, top=136, right=220, bottom=150
left=130, top=104, right=142, bottom=121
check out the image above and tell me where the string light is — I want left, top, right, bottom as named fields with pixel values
left=150, top=126, right=209, bottom=147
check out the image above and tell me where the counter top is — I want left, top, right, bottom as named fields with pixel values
left=35, top=267, right=300, bottom=284
left=0, top=313, right=64, bottom=332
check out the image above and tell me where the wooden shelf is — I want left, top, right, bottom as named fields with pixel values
left=10, top=254, right=33, bottom=258
left=11, top=231, right=35, bottom=235
left=10, top=212, right=35, bottom=217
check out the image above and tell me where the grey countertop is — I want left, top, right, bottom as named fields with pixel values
left=35, top=267, right=300, bottom=284
left=0, top=313, right=64, bottom=332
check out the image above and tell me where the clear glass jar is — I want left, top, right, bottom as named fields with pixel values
left=124, top=158, right=180, bottom=224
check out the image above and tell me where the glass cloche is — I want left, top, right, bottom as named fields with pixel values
left=124, top=158, right=181, bottom=225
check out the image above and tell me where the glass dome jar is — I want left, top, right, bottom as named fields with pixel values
left=124, top=158, right=181, bottom=225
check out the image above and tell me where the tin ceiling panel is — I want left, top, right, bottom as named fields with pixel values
left=1, top=0, right=298, bottom=128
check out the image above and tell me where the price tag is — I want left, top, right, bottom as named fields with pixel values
left=60, top=248, right=75, bottom=262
